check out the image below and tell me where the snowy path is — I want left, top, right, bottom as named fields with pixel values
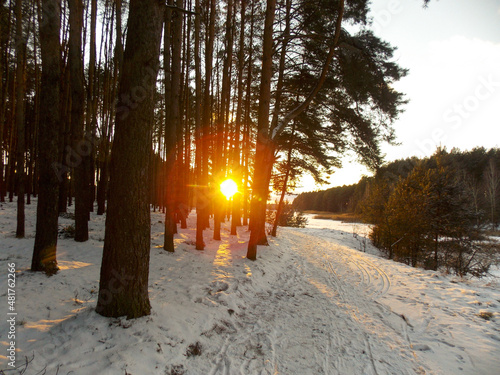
left=178, top=227, right=423, bottom=374
left=225, top=229, right=426, bottom=375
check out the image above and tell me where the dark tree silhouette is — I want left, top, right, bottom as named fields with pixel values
left=31, top=0, right=61, bottom=275
left=96, top=0, right=163, bottom=319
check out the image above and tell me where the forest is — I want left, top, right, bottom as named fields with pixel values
left=294, top=147, right=500, bottom=275
left=3, top=1, right=500, bottom=372
left=0, top=0, right=409, bottom=318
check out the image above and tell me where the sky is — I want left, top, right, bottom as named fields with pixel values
left=296, top=0, right=500, bottom=193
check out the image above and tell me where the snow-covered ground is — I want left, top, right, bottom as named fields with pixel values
left=0, top=201, right=499, bottom=374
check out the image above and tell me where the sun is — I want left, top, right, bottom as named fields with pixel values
left=220, top=179, right=238, bottom=199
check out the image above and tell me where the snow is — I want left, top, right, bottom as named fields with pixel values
left=0, top=202, right=499, bottom=374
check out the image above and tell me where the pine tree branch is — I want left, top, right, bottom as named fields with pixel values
left=271, top=0, right=345, bottom=140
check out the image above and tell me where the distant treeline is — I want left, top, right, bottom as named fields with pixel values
left=294, top=147, right=500, bottom=226
left=293, top=181, right=368, bottom=213
left=294, top=147, right=500, bottom=275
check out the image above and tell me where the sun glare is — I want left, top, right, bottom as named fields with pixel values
left=220, top=179, right=238, bottom=199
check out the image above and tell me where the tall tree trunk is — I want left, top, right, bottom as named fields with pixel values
left=85, top=0, right=98, bottom=214
left=68, top=0, right=88, bottom=242
left=214, top=0, right=234, bottom=241
left=200, top=0, right=215, bottom=231
left=96, top=0, right=163, bottom=319
left=163, top=1, right=176, bottom=252
left=230, top=0, right=246, bottom=236
left=267, top=0, right=292, bottom=239
left=194, top=0, right=204, bottom=249
left=247, top=0, right=276, bottom=260
left=171, top=0, right=185, bottom=230
left=7, top=52, right=15, bottom=203
left=269, top=0, right=291, bottom=132
left=179, top=3, right=191, bottom=229
left=58, top=65, right=70, bottom=213
left=31, top=17, right=41, bottom=200
left=271, top=125, right=294, bottom=237
left=0, top=1, right=7, bottom=203
left=96, top=0, right=121, bottom=215
left=241, top=0, right=255, bottom=226
left=31, top=0, right=61, bottom=275
left=15, top=0, right=26, bottom=238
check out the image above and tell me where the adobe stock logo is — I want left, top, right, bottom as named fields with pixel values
left=371, top=0, right=403, bottom=34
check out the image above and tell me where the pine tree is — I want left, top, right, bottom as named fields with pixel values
left=375, top=151, right=479, bottom=272
left=96, top=0, right=163, bottom=319
left=15, top=0, right=27, bottom=238
left=31, top=0, right=62, bottom=275
left=68, top=0, right=88, bottom=242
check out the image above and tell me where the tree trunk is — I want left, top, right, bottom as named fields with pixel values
left=271, top=130, right=293, bottom=237
left=486, top=159, right=499, bottom=228
left=179, top=4, right=191, bottom=230
left=194, top=0, right=204, bottom=250
left=200, top=0, right=215, bottom=231
left=268, top=0, right=292, bottom=239
left=247, top=0, right=276, bottom=260
left=68, top=0, right=88, bottom=242
left=96, top=156, right=108, bottom=215
left=230, top=0, right=247, bottom=236
left=7, top=50, right=15, bottom=203
left=15, top=0, right=26, bottom=238
left=241, top=0, right=255, bottom=226
left=31, top=0, right=61, bottom=275
left=213, top=0, right=234, bottom=241
left=58, top=64, right=71, bottom=213
left=96, top=0, right=163, bottom=319
left=87, top=0, right=97, bottom=213
left=0, top=2, right=7, bottom=203
left=96, top=0, right=120, bottom=216
left=85, top=0, right=98, bottom=214
left=171, top=0, right=184, bottom=231
left=163, top=1, right=176, bottom=253
left=269, top=0, right=291, bottom=132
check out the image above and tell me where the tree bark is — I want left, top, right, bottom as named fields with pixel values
left=57, top=67, right=71, bottom=213
left=0, top=2, right=8, bottom=203
left=163, top=1, right=176, bottom=253
left=230, top=0, right=246, bottom=236
left=241, top=0, right=255, bottom=226
left=85, top=0, right=98, bottom=214
left=486, top=159, right=499, bottom=228
left=194, top=0, right=204, bottom=250
left=68, top=0, right=88, bottom=242
left=213, top=0, right=234, bottom=241
left=15, top=0, right=26, bottom=238
left=271, top=125, right=294, bottom=237
left=31, top=0, right=61, bottom=275
left=96, top=0, right=120, bottom=215
left=268, top=0, right=292, bottom=238
left=96, top=0, right=163, bottom=319
left=200, top=0, right=216, bottom=231
left=171, top=0, right=184, bottom=231
left=247, top=0, right=276, bottom=260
